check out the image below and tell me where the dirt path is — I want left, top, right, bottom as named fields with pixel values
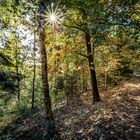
left=55, top=76, right=140, bottom=139
left=0, top=77, right=140, bottom=140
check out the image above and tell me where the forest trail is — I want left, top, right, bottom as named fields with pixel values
left=55, top=76, right=140, bottom=139
left=0, top=76, right=140, bottom=140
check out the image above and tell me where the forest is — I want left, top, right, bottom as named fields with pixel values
left=0, top=0, right=140, bottom=139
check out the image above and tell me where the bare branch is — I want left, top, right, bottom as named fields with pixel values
left=74, top=51, right=88, bottom=58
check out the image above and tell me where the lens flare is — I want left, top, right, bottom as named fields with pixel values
left=49, top=14, right=56, bottom=22
left=41, top=3, right=63, bottom=27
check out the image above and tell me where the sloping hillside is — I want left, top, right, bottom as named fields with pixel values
left=0, top=77, right=140, bottom=140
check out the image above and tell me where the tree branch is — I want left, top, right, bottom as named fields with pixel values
left=74, top=51, right=88, bottom=58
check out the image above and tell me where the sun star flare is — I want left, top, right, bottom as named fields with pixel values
left=41, top=3, right=63, bottom=27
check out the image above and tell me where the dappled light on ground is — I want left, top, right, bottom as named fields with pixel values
left=54, top=77, right=140, bottom=139
left=0, top=77, right=140, bottom=139
left=53, top=77, right=140, bottom=140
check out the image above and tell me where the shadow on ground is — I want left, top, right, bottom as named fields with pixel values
left=54, top=77, right=140, bottom=139
left=0, top=114, right=60, bottom=140
left=0, top=77, right=140, bottom=140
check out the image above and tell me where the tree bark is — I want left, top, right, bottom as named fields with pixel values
left=38, top=0, right=53, bottom=119
left=31, top=15, right=36, bottom=111
left=82, top=62, right=87, bottom=92
left=104, top=72, right=107, bottom=90
left=38, top=1, right=61, bottom=139
left=39, top=30, right=53, bottom=118
left=39, top=22, right=58, bottom=140
left=85, top=32, right=101, bottom=102
left=15, top=40, right=20, bottom=101
left=16, top=65, right=20, bottom=101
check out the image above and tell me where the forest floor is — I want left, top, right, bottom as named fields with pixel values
left=0, top=76, right=140, bottom=140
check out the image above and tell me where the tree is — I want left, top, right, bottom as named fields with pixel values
left=85, top=30, right=101, bottom=101
left=31, top=11, right=37, bottom=111
left=39, top=0, right=53, bottom=119
left=63, top=0, right=102, bottom=102
left=38, top=0, right=57, bottom=138
left=62, top=0, right=139, bottom=102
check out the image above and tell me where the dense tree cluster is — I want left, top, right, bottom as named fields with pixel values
left=0, top=0, right=139, bottom=139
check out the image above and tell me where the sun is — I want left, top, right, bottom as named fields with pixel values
left=41, top=3, right=63, bottom=27
left=49, top=14, right=56, bottom=22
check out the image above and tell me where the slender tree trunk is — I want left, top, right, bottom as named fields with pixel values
left=54, top=58, right=57, bottom=107
left=16, top=65, right=20, bottom=101
left=82, top=62, right=87, bottom=92
left=65, top=47, right=69, bottom=104
left=104, top=72, right=107, bottom=90
left=85, top=32, right=101, bottom=102
left=31, top=15, right=36, bottom=111
left=15, top=41, right=20, bottom=101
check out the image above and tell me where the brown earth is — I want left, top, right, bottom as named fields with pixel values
left=0, top=76, right=140, bottom=140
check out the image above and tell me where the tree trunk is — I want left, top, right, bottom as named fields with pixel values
left=38, top=0, right=53, bottom=119
left=39, top=30, right=53, bottom=118
left=85, top=32, right=101, bottom=102
left=39, top=29, right=58, bottom=138
left=31, top=16, right=36, bottom=111
left=104, top=72, right=107, bottom=90
left=15, top=41, right=20, bottom=101
left=38, top=1, right=61, bottom=139
left=38, top=3, right=57, bottom=138
left=16, top=65, right=20, bottom=101
left=82, top=62, right=87, bottom=92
